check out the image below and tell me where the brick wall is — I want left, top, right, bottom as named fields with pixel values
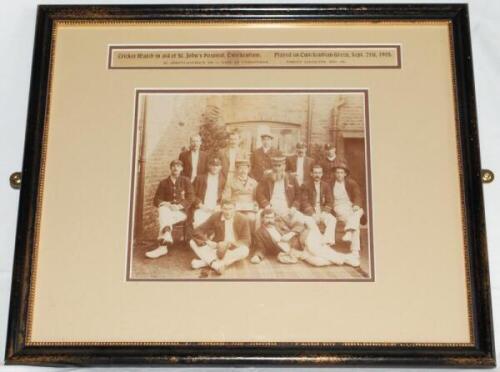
left=336, top=94, right=365, bottom=131
left=139, top=94, right=210, bottom=239
left=309, top=95, right=339, bottom=145
left=223, top=95, right=308, bottom=129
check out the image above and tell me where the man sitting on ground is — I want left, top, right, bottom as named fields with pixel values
left=189, top=199, right=250, bottom=275
left=251, top=207, right=354, bottom=267
left=251, top=208, right=304, bottom=264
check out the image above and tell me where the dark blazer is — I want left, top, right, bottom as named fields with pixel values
left=256, top=173, right=301, bottom=210
left=192, top=211, right=251, bottom=248
left=285, top=155, right=315, bottom=184
left=191, top=173, right=226, bottom=209
left=250, top=147, right=277, bottom=182
left=252, top=223, right=299, bottom=258
left=300, top=180, right=333, bottom=215
left=153, top=176, right=194, bottom=210
left=216, top=147, right=245, bottom=177
left=178, top=149, right=208, bottom=181
left=330, top=177, right=363, bottom=209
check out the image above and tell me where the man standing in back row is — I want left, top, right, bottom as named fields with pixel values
left=285, top=142, right=314, bottom=186
left=217, top=130, right=245, bottom=180
left=251, top=127, right=278, bottom=182
left=178, top=134, right=208, bottom=183
left=320, top=143, right=341, bottom=184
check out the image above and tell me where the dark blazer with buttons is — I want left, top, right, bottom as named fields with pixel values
left=300, top=180, right=333, bottom=216
left=153, top=176, right=194, bottom=210
left=192, top=211, right=251, bottom=248
left=256, top=173, right=301, bottom=210
left=191, top=173, right=226, bottom=210
left=285, top=155, right=315, bottom=184
left=250, top=147, right=277, bottom=182
left=178, top=149, right=208, bottom=181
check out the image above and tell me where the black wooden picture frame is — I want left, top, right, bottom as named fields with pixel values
left=4, top=3, right=495, bottom=367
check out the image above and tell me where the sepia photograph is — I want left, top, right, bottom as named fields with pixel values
left=128, top=89, right=373, bottom=281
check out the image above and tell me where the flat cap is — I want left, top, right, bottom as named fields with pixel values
left=170, top=159, right=183, bottom=167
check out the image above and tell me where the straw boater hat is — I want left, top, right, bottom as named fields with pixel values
left=260, top=127, right=274, bottom=139
left=296, top=141, right=306, bottom=149
left=235, top=155, right=250, bottom=167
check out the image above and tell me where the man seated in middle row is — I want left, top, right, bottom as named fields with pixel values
left=300, top=164, right=336, bottom=247
left=330, top=160, right=364, bottom=268
left=255, top=153, right=301, bottom=218
left=146, top=160, right=193, bottom=259
left=191, top=157, right=226, bottom=228
left=223, top=156, right=259, bottom=226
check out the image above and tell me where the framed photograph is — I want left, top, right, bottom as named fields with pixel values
left=5, top=3, right=495, bottom=367
left=128, top=88, right=373, bottom=282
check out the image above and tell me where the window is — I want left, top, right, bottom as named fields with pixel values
left=226, top=121, right=302, bottom=156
